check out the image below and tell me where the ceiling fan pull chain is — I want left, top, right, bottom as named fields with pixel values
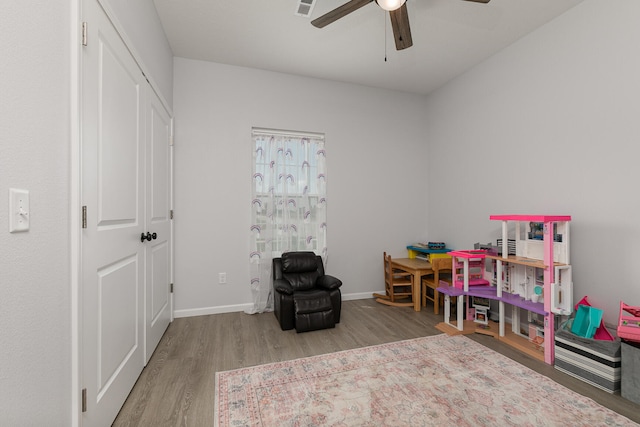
left=384, top=10, right=388, bottom=62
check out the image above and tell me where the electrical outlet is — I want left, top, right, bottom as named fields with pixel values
left=219, top=272, right=227, bottom=284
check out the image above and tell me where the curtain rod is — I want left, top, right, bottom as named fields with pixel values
left=252, top=127, right=324, bottom=139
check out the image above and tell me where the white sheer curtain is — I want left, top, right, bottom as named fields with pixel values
left=247, top=129, right=328, bottom=314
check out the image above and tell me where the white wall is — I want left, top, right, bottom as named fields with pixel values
left=0, top=0, right=173, bottom=423
left=100, top=0, right=174, bottom=107
left=425, top=0, right=640, bottom=324
left=0, top=1, right=72, bottom=424
left=172, top=58, right=429, bottom=315
left=3, top=2, right=634, bottom=422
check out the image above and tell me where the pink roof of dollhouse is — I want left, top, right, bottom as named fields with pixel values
left=490, top=214, right=571, bottom=222
left=448, top=249, right=487, bottom=258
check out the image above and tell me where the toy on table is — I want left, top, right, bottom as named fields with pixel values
left=406, top=243, right=451, bottom=262
left=618, top=301, right=640, bottom=343
left=427, top=242, right=446, bottom=250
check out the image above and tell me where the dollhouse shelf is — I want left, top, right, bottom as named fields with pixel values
left=485, top=255, right=568, bottom=270
left=449, top=249, right=490, bottom=289
left=437, top=284, right=548, bottom=316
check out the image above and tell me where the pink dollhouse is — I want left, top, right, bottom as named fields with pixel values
left=438, top=214, right=572, bottom=365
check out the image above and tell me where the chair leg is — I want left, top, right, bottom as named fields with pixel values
left=375, top=298, right=413, bottom=307
left=372, top=292, right=389, bottom=300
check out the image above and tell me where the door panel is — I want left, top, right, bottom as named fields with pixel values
left=150, top=104, right=169, bottom=222
left=97, top=255, right=138, bottom=392
left=145, top=90, right=172, bottom=362
left=151, top=242, right=170, bottom=321
left=99, top=45, right=140, bottom=225
left=82, top=1, right=145, bottom=425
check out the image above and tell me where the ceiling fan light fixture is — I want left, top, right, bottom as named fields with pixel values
left=375, top=0, right=406, bottom=12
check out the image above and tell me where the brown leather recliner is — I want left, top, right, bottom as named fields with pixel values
left=272, top=251, right=342, bottom=332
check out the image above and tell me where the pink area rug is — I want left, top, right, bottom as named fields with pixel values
left=215, top=334, right=637, bottom=426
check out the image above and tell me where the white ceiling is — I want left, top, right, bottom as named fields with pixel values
left=153, top=0, right=583, bottom=96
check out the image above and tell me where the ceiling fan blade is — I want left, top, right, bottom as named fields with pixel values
left=389, top=3, right=412, bottom=50
left=311, top=0, right=374, bottom=28
left=463, top=0, right=491, bottom=3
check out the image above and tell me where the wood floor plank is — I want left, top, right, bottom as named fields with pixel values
left=112, top=299, right=640, bottom=426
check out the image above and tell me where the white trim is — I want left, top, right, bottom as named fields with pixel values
left=170, top=117, right=175, bottom=322
left=173, top=293, right=378, bottom=318
left=251, top=127, right=325, bottom=140
left=342, top=292, right=378, bottom=301
left=70, top=0, right=81, bottom=426
left=174, top=303, right=255, bottom=318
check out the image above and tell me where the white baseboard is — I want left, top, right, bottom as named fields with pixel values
left=172, top=291, right=378, bottom=318
left=173, top=303, right=254, bottom=318
left=342, top=291, right=378, bottom=301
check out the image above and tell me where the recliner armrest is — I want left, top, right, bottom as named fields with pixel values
left=316, top=275, right=342, bottom=290
left=274, top=278, right=294, bottom=295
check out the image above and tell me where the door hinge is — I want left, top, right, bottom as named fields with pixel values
left=82, top=206, right=87, bottom=229
left=82, top=388, right=87, bottom=412
left=170, top=209, right=174, bottom=220
left=170, top=283, right=174, bottom=293
left=82, top=22, right=88, bottom=46
left=169, top=135, right=174, bottom=146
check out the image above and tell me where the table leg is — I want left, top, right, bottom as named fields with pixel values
left=413, top=273, right=421, bottom=311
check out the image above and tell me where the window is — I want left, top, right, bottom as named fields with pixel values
left=248, top=128, right=328, bottom=313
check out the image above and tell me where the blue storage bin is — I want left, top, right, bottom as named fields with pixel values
left=571, top=304, right=604, bottom=339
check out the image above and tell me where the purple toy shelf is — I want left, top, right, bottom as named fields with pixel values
left=437, top=284, right=548, bottom=316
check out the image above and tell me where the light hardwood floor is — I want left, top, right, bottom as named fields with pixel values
left=113, top=299, right=640, bottom=426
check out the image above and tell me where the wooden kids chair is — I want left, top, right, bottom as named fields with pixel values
left=422, top=257, right=453, bottom=314
left=374, top=252, right=414, bottom=307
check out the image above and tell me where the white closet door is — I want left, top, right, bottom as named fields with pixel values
left=81, top=1, right=145, bottom=424
left=144, top=88, right=172, bottom=363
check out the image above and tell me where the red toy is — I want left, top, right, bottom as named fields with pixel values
left=618, top=301, right=640, bottom=343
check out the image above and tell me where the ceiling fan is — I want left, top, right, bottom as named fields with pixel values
left=311, top=0, right=491, bottom=51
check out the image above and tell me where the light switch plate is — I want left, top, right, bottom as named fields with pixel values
left=9, top=188, right=29, bottom=232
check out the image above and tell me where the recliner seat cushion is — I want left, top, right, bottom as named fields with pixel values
left=295, top=310, right=335, bottom=333
left=294, top=290, right=332, bottom=314
left=294, top=291, right=335, bottom=333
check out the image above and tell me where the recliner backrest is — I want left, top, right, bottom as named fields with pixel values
left=278, top=251, right=324, bottom=291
